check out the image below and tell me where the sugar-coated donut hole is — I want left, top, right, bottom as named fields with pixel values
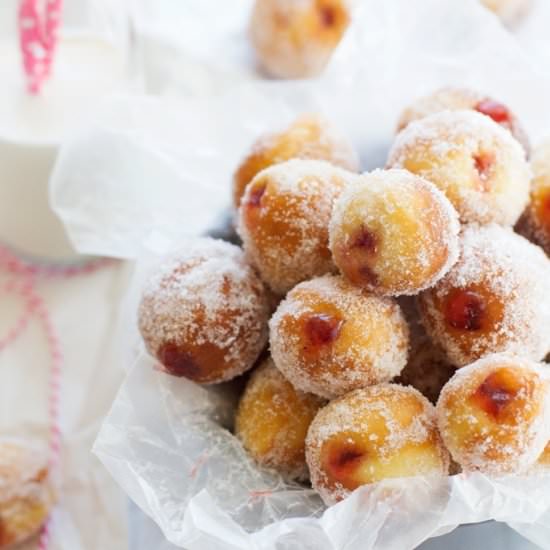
left=138, top=238, right=271, bottom=384
left=388, top=110, right=531, bottom=226
left=233, top=114, right=358, bottom=209
left=517, top=140, right=550, bottom=254
left=269, top=274, right=409, bottom=399
left=306, top=384, right=450, bottom=505
left=238, top=159, right=355, bottom=295
left=397, top=87, right=530, bottom=154
left=436, top=354, right=550, bottom=475
left=0, top=441, right=53, bottom=548
left=329, top=169, right=460, bottom=296
left=418, top=225, right=550, bottom=367
left=235, top=358, right=325, bottom=480
left=249, top=0, right=351, bottom=79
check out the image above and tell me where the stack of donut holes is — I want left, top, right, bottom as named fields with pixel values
left=138, top=88, right=550, bottom=506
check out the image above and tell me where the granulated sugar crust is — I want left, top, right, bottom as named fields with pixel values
left=238, top=159, right=356, bottom=294
left=388, top=110, right=531, bottom=225
left=329, top=168, right=460, bottom=296
left=306, top=384, right=450, bottom=504
left=418, top=224, right=550, bottom=366
left=269, top=274, right=409, bottom=398
left=436, top=354, right=550, bottom=475
left=138, top=238, right=270, bottom=383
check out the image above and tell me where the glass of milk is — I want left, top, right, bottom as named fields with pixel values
left=0, top=0, right=134, bottom=260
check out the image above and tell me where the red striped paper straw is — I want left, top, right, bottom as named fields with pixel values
left=18, top=0, right=63, bottom=94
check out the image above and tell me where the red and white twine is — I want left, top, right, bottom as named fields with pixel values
left=18, top=0, right=63, bottom=94
left=0, top=245, right=111, bottom=549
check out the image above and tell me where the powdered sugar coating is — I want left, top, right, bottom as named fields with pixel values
left=138, top=238, right=270, bottom=384
left=516, top=139, right=550, bottom=254
left=233, top=113, right=359, bottom=208
left=396, top=87, right=530, bottom=153
left=306, top=384, right=450, bottom=505
left=329, top=169, right=460, bottom=296
left=235, top=358, right=325, bottom=481
left=0, top=439, right=52, bottom=547
left=238, top=159, right=356, bottom=295
left=388, top=110, right=531, bottom=226
left=269, top=274, right=409, bottom=398
left=436, top=353, right=550, bottom=475
left=249, top=0, right=351, bottom=79
left=418, top=224, right=550, bottom=367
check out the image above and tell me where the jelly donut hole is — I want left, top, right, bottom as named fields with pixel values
left=329, top=169, right=460, bottom=296
left=436, top=354, right=550, bottom=475
left=418, top=224, right=550, bottom=367
left=397, top=87, right=530, bottom=154
left=269, top=274, right=409, bottom=399
left=249, top=0, right=351, bottom=79
left=235, top=358, right=325, bottom=480
left=388, top=110, right=531, bottom=226
left=138, top=238, right=271, bottom=384
left=238, top=159, right=355, bottom=295
left=233, top=114, right=358, bottom=209
left=306, top=385, right=450, bottom=504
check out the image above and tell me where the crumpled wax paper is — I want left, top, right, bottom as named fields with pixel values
left=131, top=0, right=362, bottom=96
left=49, top=0, right=550, bottom=548
left=51, top=0, right=550, bottom=259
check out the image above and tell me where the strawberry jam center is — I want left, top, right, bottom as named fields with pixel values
left=445, top=289, right=486, bottom=331
left=159, top=343, right=201, bottom=378
left=327, top=443, right=364, bottom=479
left=473, top=152, right=494, bottom=192
left=475, top=99, right=511, bottom=125
left=319, top=5, right=336, bottom=27
left=472, top=369, right=520, bottom=419
left=305, top=313, right=344, bottom=346
left=352, top=226, right=378, bottom=254
left=247, top=184, right=266, bottom=208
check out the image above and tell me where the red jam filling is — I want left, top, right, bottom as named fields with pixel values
left=305, top=313, right=344, bottom=346
left=445, top=289, right=486, bottom=331
left=473, top=369, right=520, bottom=419
left=159, top=343, right=201, bottom=378
left=475, top=99, right=511, bottom=125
